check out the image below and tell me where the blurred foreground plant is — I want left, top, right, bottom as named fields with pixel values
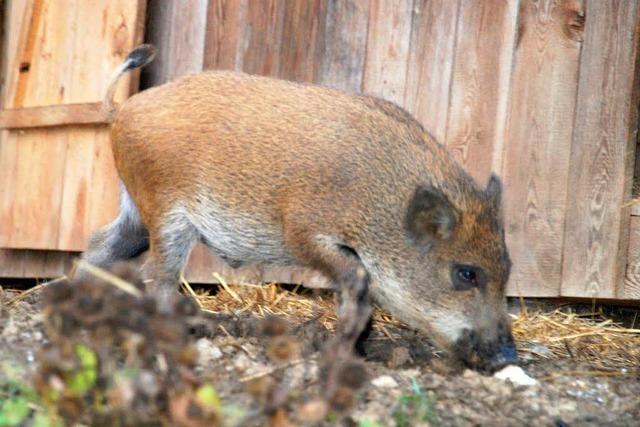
left=30, top=263, right=226, bottom=426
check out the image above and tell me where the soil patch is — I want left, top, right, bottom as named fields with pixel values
left=1, top=270, right=639, bottom=426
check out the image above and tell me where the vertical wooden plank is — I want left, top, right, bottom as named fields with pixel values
left=240, top=0, right=285, bottom=76
left=56, top=0, right=91, bottom=250
left=5, top=0, right=76, bottom=249
left=86, top=130, right=121, bottom=237
left=166, top=0, right=207, bottom=79
left=0, top=0, right=6, bottom=105
left=362, top=0, right=413, bottom=105
left=278, top=0, right=327, bottom=82
left=561, top=0, right=640, bottom=298
left=203, top=0, right=247, bottom=71
left=0, top=0, right=23, bottom=250
left=9, top=130, right=67, bottom=248
left=12, top=0, right=45, bottom=108
left=445, top=0, right=518, bottom=185
left=58, top=0, right=144, bottom=250
left=491, top=0, right=521, bottom=179
left=144, top=0, right=207, bottom=86
left=404, top=0, right=460, bottom=141
left=1, top=1, right=32, bottom=105
left=625, top=217, right=640, bottom=299
left=501, top=0, right=584, bottom=297
left=317, top=0, right=370, bottom=92
left=143, top=0, right=172, bottom=85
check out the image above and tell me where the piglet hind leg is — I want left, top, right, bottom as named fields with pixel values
left=142, top=214, right=199, bottom=308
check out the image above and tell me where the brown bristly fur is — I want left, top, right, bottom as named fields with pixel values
left=83, top=45, right=513, bottom=371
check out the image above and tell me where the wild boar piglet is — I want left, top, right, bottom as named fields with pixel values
left=83, top=45, right=517, bottom=371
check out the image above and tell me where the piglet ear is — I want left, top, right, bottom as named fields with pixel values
left=406, top=185, right=459, bottom=243
left=485, top=173, right=503, bottom=208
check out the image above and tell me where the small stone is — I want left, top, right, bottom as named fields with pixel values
left=493, top=365, right=538, bottom=386
left=371, top=375, right=398, bottom=388
left=196, top=338, right=223, bottom=366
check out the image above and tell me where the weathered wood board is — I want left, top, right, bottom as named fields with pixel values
left=0, top=0, right=146, bottom=252
left=362, top=0, right=413, bottom=105
left=2, top=0, right=640, bottom=301
left=625, top=217, right=640, bottom=299
left=403, top=0, right=460, bottom=143
left=561, top=0, right=640, bottom=299
left=500, top=0, right=585, bottom=297
left=445, top=0, right=517, bottom=186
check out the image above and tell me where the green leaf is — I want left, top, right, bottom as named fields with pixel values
left=195, top=384, right=222, bottom=412
left=358, top=420, right=383, bottom=427
left=32, top=413, right=64, bottom=427
left=0, top=397, right=30, bottom=426
left=66, top=344, right=98, bottom=395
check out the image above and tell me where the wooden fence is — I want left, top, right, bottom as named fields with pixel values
left=1, top=0, right=639, bottom=300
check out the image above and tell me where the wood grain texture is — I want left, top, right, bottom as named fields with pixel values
left=0, top=0, right=144, bottom=250
left=0, top=103, right=108, bottom=128
left=278, top=0, right=327, bottom=82
left=0, top=1, right=24, bottom=250
left=1, top=1, right=31, bottom=105
left=317, top=0, right=370, bottom=92
left=624, top=217, right=640, bottom=299
left=239, top=0, right=285, bottom=76
left=0, top=0, right=6, bottom=106
left=561, top=0, right=640, bottom=299
left=203, top=0, right=246, bottom=71
left=404, top=0, right=460, bottom=142
left=58, top=0, right=144, bottom=251
left=143, top=0, right=207, bottom=86
left=0, top=248, right=73, bottom=278
left=12, top=0, right=44, bottom=108
left=57, top=0, right=141, bottom=251
left=2, top=0, right=639, bottom=303
left=445, top=0, right=516, bottom=185
left=362, top=0, right=413, bottom=105
left=501, top=0, right=585, bottom=297
left=491, top=0, right=521, bottom=177
left=2, top=0, right=75, bottom=249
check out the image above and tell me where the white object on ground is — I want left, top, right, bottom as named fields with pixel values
left=493, top=365, right=539, bottom=386
left=371, top=375, right=399, bottom=388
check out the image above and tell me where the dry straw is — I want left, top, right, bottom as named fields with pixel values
left=197, top=275, right=640, bottom=370
left=4, top=268, right=639, bottom=370
left=511, top=308, right=640, bottom=370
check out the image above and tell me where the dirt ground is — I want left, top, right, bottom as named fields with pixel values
left=1, top=274, right=639, bottom=427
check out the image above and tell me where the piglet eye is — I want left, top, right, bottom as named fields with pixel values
left=451, top=264, right=485, bottom=291
left=457, top=268, right=476, bottom=284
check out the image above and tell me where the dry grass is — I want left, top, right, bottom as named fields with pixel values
left=512, top=308, right=640, bottom=370
left=189, top=278, right=640, bottom=370
left=187, top=277, right=402, bottom=337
